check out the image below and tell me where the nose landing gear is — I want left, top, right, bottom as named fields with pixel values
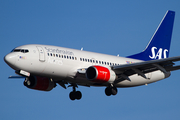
left=68, top=84, right=82, bottom=101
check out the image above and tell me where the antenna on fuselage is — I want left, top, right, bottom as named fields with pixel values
left=81, top=47, right=83, bottom=51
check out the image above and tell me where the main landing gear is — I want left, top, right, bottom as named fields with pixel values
left=68, top=84, right=82, bottom=101
left=67, top=84, right=117, bottom=100
left=105, top=85, right=118, bottom=96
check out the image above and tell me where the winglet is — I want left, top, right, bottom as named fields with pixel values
left=127, top=10, right=175, bottom=61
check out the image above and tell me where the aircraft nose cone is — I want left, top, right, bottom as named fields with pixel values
left=4, top=53, right=16, bottom=68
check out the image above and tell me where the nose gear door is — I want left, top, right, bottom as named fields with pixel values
left=36, top=46, right=45, bottom=62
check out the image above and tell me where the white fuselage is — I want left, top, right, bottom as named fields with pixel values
left=5, top=44, right=168, bottom=87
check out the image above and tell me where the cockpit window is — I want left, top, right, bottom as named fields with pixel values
left=20, top=49, right=29, bottom=53
left=12, top=49, right=29, bottom=53
left=12, top=49, right=21, bottom=52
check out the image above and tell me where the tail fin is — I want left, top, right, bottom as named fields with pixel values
left=127, top=10, right=175, bottom=61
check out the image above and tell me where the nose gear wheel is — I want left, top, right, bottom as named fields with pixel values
left=68, top=83, right=82, bottom=100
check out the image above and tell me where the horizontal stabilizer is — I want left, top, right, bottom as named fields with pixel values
left=9, top=76, right=25, bottom=79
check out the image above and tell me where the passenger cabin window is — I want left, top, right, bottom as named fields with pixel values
left=46, top=51, right=120, bottom=66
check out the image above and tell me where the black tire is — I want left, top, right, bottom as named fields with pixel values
left=69, top=91, right=76, bottom=100
left=111, top=87, right=118, bottom=95
left=75, top=91, right=82, bottom=100
left=105, top=87, right=111, bottom=96
left=23, top=80, right=27, bottom=86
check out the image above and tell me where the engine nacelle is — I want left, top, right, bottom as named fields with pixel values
left=86, top=66, right=116, bottom=83
left=24, top=76, right=55, bottom=91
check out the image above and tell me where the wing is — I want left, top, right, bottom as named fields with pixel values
left=111, top=56, right=180, bottom=83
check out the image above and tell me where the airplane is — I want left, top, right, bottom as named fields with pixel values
left=4, top=10, right=180, bottom=100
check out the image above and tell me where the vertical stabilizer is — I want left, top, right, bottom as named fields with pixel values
left=127, top=10, right=175, bottom=61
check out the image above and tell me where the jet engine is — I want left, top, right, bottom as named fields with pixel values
left=86, top=66, right=116, bottom=83
left=24, top=76, right=55, bottom=91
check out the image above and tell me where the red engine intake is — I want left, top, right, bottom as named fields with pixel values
left=86, top=66, right=116, bottom=83
left=24, top=76, right=55, bottom=91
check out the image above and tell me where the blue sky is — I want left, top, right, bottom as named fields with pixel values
left=1, top=0, right=180, bottom=120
